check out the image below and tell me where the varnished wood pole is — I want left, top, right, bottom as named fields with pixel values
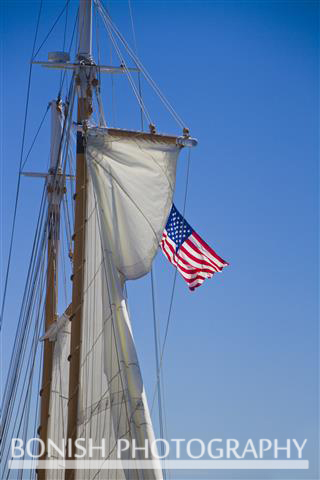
left=38, top=213, right=59, bottom=480
left=65, top=97, right=91, bottom=480
left=65, top=3, right=92, bottom=478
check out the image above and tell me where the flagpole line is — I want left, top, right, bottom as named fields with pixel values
left=160, top=148, right=192, bottom=362
left=151, top=148, right=192, bottom=414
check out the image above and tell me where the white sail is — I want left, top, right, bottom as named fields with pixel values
left=86, top=127, right=182, bottom=280
left=45, top=312, right=70, bottom=479
left=74, top=176, right=123, bottom=479
left=72, top=130, right=183, bottom=479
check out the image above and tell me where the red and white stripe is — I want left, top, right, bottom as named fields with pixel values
left=161, top=230, right=228, bottom=291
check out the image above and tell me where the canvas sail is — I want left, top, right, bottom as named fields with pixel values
left=85, top=128, right=181, bottom=280
left=74, top=176, right=125, bottom=479
left=44, top=312, right=71, bottom=479
left=72, top=129, right=182, bottom=479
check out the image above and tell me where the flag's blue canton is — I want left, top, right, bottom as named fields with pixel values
left=165, top=205, right=193, bottom=251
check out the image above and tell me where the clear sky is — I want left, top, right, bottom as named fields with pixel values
left=1, top=1, right=318, bottom=479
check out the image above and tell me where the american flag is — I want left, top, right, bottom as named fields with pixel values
left=160, top=204, right=229, bottom=291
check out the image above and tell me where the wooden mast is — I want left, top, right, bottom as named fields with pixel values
left=65, top=2, right=93, bottom=478
left=38, top=100, right=64, bottom=480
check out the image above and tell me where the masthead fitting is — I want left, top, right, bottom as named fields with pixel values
left=149, top=123, right=156, bottom=134
left=183, top=127, right=190, bottom=138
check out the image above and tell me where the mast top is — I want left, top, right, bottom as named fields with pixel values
left=78, top=0, right=93, bottom=63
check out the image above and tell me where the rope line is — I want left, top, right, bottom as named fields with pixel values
left=161, top=147, right=192, bottom=370
left=32, top=0, right=71, bottom=61
left=151, top=267, right=167, bottom=478
left=99, top=9, right=153, bottom=126
left=96, top=0, right=187, bottom=130
left=21, top=103, right=50, bottom=170
left=58, top=7, right=79, bottom=99
left=0, top=0, right=43, bottom=332
left=59, top=0, right=70, bottom=93
left=128, top=0, right=144, bottom=130
left=151, top=148, right=192, bottom=413
left=1, top=55, right=76, bottom=468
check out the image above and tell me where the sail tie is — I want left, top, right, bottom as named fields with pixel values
left=39, top=313, right=69, bottom=342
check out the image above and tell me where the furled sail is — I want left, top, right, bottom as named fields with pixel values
left=73, top=128, right=183, bottom=479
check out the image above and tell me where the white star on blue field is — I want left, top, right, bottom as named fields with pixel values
left=166, top=205, right=193, bottom=251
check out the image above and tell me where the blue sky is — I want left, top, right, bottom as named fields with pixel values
left=1, top=1, right=318, bottom=479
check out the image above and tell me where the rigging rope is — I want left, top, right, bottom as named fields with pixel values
left=128, top=0, right=144, bottom=130
left=4, top=294, right=45, bottom=477
left=16, top=278, right=44, bottom=480
left=1, top=67, right=76, bottom=465
left=151, top=147, right=192, bottom=414
left=28, top=345, right=43, bottom=480
left=94, top=8, right=107, bottom=127
left=96, top=0, right=187, bottom=130
left=1, top=3, right=78, bottom=476
left=59, top=0, right=70, bottom=94
left=126, top=4, right=168, bottom=476
left=110, top=47, right=117, bottom=126
left=32, top=0, right=71, bottom=61
left=99, top=10, right=154, bottom=126
left=58, top=7, right=79, bottom=99
left=2, top=216, right=47, bottom=469
left=21, top=103, right=50, bottom=171
left=151, top=267, right=167, bottom=478
left=0, top=0, right=43, bottom=333
left=1, top=200, right=47, bottom=450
